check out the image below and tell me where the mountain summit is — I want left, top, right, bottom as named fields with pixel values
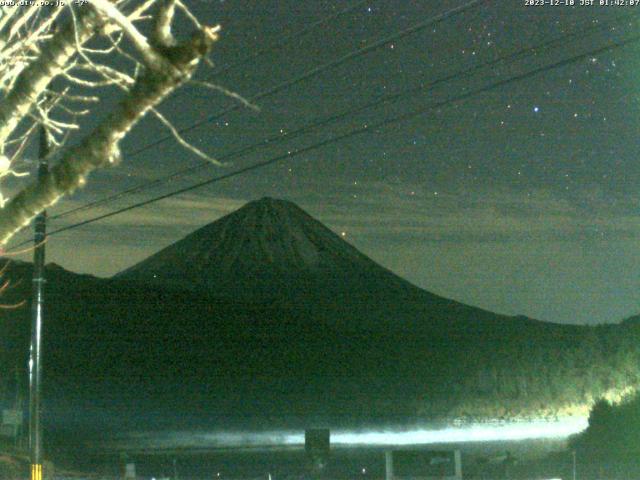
left=116, top=197, right=417, bottom=300
left=115, top=198, right=537, bottom=331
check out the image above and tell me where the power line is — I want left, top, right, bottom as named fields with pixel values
left=11, top=32, right=638, bottom=249
left=50, top=0, right=487, bottom=221
left=207, top=0, right=372, bottom=79
left=155, top=0, right=373, bottom=112
left=124, top=0, right=487, bottom=158
left=50, top=9, right=639, bottom=222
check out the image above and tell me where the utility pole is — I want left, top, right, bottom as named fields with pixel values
left=29, top=126, right=48, bottom=480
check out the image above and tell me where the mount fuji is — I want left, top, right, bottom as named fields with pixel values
left=115, top=197, right=512, bottom=328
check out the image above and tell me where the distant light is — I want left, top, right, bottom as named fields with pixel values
left=362, top=467, right=367, bottom=474
left=329, top=418, right=588, bottom=445
left=533, top=106, right=540, bottom=113
left=115, top=417, right=588, bottom=451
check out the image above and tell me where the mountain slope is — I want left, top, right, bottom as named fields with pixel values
left=115, top=196, right=437, bottom=315
left=115, top=197, right=531, bottom=330
left=118, top=197, right=374, bottom=281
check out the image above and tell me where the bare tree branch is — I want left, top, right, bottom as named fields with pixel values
left=0, top=22, right=220, bottom=244
left=0, top=7, right=102, bottom=151
left=151, top=106, right=223, bottom=165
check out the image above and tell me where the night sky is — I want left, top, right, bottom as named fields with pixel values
left=7, top=0, right=640, bottom=325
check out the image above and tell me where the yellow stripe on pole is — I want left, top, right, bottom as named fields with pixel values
left=31, top=463, right=42, bottom=480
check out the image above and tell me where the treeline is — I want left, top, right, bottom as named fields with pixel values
left=412, top=321, right=640, bottom=420
left=3, top=260, right=640, bottom=430
left=567, top=390, right=640, bottom=477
